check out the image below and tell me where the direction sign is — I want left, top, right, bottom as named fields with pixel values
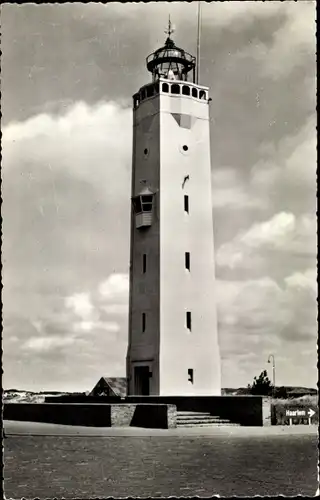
left=285, top=409, right=306, bottom=417
left=285, top=407, right=316, bottom=425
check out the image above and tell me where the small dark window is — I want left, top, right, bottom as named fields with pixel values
left=182, top=145, right=188, bottom=151
left=140, top=89, right=146, bottom=101
left=192, top=88, right=198, bottom=98
left=133, top=95, right=140, bottom=109
left=186, top=311, right=191, bottom=331
left=141, top=194, right=153, bottom=213
left=199, top=90, right=206, bottom=100
left=142, top=313, right=146, bottom=332
left=182, top=85, right=190, bottom=96
left=143, top=254, right=146, bottom=273
left=171, top=84, right=180, bottom=95
left=144, top=148, right=148, bottom=155
left=143, top=203, right=152, bottom=212
left=188, top=368, right=194, bottom=384
left=146, top=86, right=153, bottom=98
left=184, top=195, right=189, bottom=213
left=185, top=252, right=190, bottom=271
left=162, top=83, right=169, bottom=93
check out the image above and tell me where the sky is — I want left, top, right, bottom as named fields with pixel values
left=2, top=1, right=317, bottom=391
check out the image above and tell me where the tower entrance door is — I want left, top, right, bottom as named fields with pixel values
left=134, top=366, right=150, bottom=395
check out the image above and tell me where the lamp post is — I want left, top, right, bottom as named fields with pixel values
left=267, top=354, right=276, bottom=397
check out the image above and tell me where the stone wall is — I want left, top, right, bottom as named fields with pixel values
left=111, top=405, right=136, bottom=427
left=4, top=403, right=176, bottom=429
left=3, top=403, right=112, bottom=427
left=42, top=395, right=268, bottom=426
left=167, top=404, right=177, bottom=428
left=262, top=398, right=271, bottom=426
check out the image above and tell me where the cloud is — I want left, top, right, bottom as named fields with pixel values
left=285, top=268, right=317, bottom=294
left=240, top=212, right=296, bottom=249
left=217, top=271, right=317, bottom=385
left=2, top=100, right=132, bottom=297
left=73, top=320, right=120, bottom=334
left=98, top=273, right=129, bottom=302
left=65, top=292, right=94, bottom=319
left=216, top=212, right=316, bottom=272
left=23, top=335, right=76, bottom=352
left=211, top=168, right=266, bottom=210
left=251, top=116, right=317, bottom=214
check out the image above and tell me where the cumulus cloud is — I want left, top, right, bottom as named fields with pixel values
left=65, top=292, right=94, bottom=319
left=216, top=212, right=316, bottom=272
left=217, top=271, right=317, bottom=386
left=98, top=273, right=129, bottom=302
left=23, top=335, right=76, bottom=352
left=211, top=168, right=266, bottom=210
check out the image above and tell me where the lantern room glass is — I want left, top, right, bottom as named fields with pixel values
left=146, top=37, right=196, bottom=83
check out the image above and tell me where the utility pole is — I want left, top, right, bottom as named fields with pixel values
left=267, top=354, right=276, bottom=396
left=196, top=1, right=201, bottom=84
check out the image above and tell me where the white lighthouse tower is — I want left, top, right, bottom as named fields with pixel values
left=126, top=21, right=221, bottom=396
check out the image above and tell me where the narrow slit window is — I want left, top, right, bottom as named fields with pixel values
left=184, top=195, right=189, bottom=213
left=142, top=313, right=146, bottom=332
left=143, top=254, right=146, bottom=273
left=188, top=369, right=194, bottom=384
left=185, top=252, right=190, bottom=271
left=186, top=311, right=191, bottom=331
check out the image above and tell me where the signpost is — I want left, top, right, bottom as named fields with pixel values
left=285, top=407, right=316, bottom=425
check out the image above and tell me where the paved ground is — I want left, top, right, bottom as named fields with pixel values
left=3, top=421, right=318, bottom=497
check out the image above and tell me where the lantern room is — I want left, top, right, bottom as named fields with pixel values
left=146, top=19, right=196, bottom=83
left=132, top=187, right=155, bottom=229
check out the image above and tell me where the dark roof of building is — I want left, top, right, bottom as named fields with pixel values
left=89, top=377, right=127, bottom=398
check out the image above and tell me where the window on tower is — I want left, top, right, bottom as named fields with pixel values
left=186, top=311, right=192, bottom=331
left=162, top=83, right=169, bottom=93
left=132, top=190, right=154, bottom=229
left=184, top=195, right=189, bottom=213
left=133, top=94, right=140, bottom=109
left=185, top=252, right=190, bottom=271
left=140, top=89, right=146, bottom=101
left=192, top=88, right=198, bottom=98
left=143, top=254, right=147, bottom=273
left=188, top=369, right=194, bottom=384
left=146, top=85, right=154, bottom=98
left=199, top=90, right=207, bottom=100
left=142, top=313, right=146, bottom=332
left=171, top=84, right=180, bottom=94
left=182, top=85, right=190, bottom=96
left=141, top=195, right=153, bottom=212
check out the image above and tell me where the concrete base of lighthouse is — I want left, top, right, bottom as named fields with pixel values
left=40, top=393, right=270, bottom=427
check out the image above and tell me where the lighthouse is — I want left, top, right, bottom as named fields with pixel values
left=126, top=21, right=221, bottom=396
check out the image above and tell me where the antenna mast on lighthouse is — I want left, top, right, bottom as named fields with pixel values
left=196, top=1, right=201, bottom=84
left=164, top=15, right=175, bottom=38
